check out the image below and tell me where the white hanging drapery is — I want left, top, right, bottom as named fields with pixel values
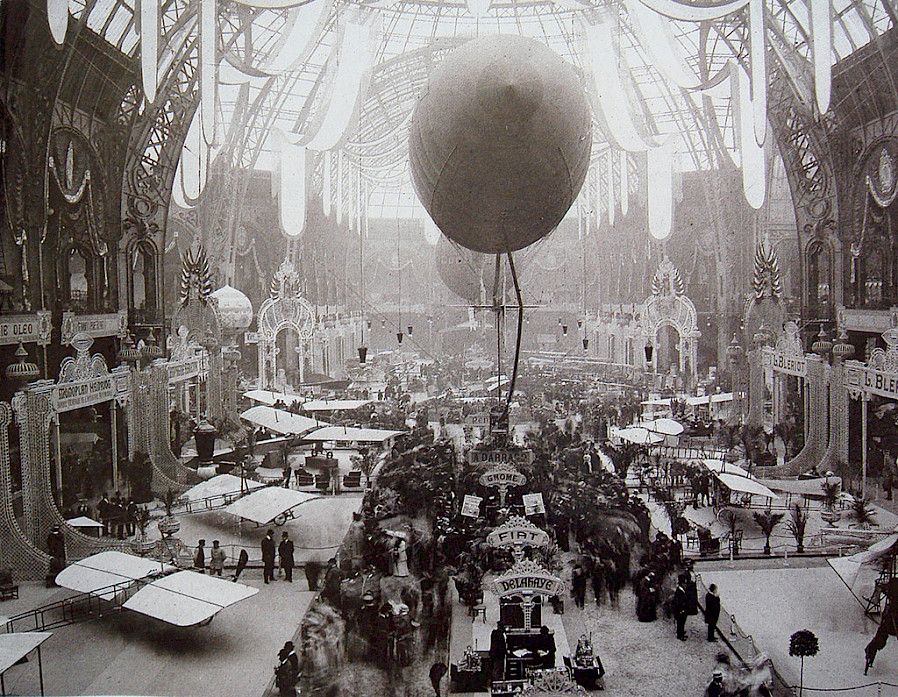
left=584, top=20, right=662, bottom=153
left=322, top=151, right=332, bottom=217
left=733, top=63, right=767, bottom=210
left=625, top=0, right=700, bottom=89
left=47, top=0, right=68, bottom=45
left=606, top=152, right=616, bottom=226
left=647, top=142, right=674, bottom=240
left=303, top=23, right=372, bottom=151
left=620, top=150, right=630, bottom=217
left=261, top=0, right=333, bottom=74
left=140, top=0, right=158, bottom=103
left=749, top=0, right=767, bottom=147
left=200, top=0, right=218, bottom=145
left=277, top=132, right=307, bottom=238
left=810, top=0, right=832, bottom=114
left=636, top=0, right=748, bottom=21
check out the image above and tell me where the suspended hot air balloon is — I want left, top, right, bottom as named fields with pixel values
left=435, top=235, right=489, bottom=304
left=409, top=35, right=592, bottom=255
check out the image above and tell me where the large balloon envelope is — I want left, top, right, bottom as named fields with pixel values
left=409, top=35, right=592, bottom=255
left=436, top=236, right=489, bottom=304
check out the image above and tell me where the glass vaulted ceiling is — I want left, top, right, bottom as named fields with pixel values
left=57, top=0, right=898, bottom=218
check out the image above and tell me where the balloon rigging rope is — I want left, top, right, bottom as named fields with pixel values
left=502, top=251, right=524, bottom=425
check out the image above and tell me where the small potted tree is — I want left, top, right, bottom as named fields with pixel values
left=753, top=510, right=784, bottom=555
left=130, top=507, right=155, bottom=556
left=787, top=503, right=809, bottom=553
left=789, top=629, right=819, bottom=697
left=156, top=488, right=181, bottom=538
left=820, top=480, right=841, bottom=524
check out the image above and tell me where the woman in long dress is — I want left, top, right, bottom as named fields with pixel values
left=393, top=537, right=410, bottom=577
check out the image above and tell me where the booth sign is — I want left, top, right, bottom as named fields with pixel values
left=0, top=312, right=52, bottom=346
left=763, top=347, right=807, bottom=378
left=469, top=448, right=533, bottom=465
left=479, top=468, right=528, bottom=488
left=490, top=560, right=565, bottom=597
left=61, top=310, right=128, bottom=345
left=487, top=526, right=549, bottom=549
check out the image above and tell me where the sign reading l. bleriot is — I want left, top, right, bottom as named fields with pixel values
left=763, top=348, right=807, bottom=377
left=0, top=312, right=52, bottom=346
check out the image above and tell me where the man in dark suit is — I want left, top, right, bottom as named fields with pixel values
left=262, top=529, right=277, bottom=584
left=704, top=583, right=721, bottom=642
left=489, top=621, right=507, bottom=681
left=279, top=532, right=295, bottom=582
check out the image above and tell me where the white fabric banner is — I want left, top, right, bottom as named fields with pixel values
left=140, top=0, right=158, bottom=102
left=47, top=0, right=68, bottom=45
left=810, top=0, right=832, bottom=114
left=647, top=143, right=673, bottom=240
left=201, top=0, right=218, bottom=145
left=734, top=63, right=767, bottom=210
left=749, top=0, right=768, bottom=147
left=626, top=0, right=700, bottom=89
left=278, top=133, right=307, bottom=237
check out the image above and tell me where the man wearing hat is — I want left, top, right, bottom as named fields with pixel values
left=262, top=530, right=277, bottom=584
left=276, top=641, right=299, bottom=697
left=704, top=669, right=725, bottom=697
left=47, top=525, right=66, bottom=562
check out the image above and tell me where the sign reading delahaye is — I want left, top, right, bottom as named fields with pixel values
left=490, top=561, right=565, bottom=598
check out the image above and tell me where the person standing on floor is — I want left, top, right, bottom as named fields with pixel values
left=571, top=562, right=587, bottom=609
left=704, top=583, right=721, bottom=642
left=489, top=621, right=507, bottom=681
left=209, top=540, right=226, bottom=576
left=672, top=573, right=689, bottom=640
left=591, top=557, right=605, bottom=606
left=279, top=531, right=295, bottom=582
left=193, top=539, right=206, bottom=573
left=262, top=529, right=277, bottom=584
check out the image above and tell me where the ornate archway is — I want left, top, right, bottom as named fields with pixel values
left=636, top=257, right=700, bottom=385
left=256, top=261, right=316, bottom=389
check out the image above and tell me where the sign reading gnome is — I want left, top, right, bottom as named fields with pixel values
left=487, top=515, right=550, bottom=561
left=478, top=462, right=527, bottom=507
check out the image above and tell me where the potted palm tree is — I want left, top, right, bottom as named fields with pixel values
left=851, top=497, right=877, bottom=529
left=156, top=488, right=181, bottom=538
left=753, top=510, right=784, bottom=555
left=787, top=503, right=809, bottom=553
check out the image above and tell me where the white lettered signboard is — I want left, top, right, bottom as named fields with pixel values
left=0, top=312, right=52, bottom=346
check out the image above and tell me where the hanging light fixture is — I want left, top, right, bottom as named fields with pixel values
left=396, top=332, right=404, bottom=344
left=582, top=338, right=589, bottom=351
left=577, top=319, right=583, bottom=330
left=358, top=346, right=368, bottom=364
left=117, top=332, right=140, bottom=366
left=407, top=326, right=413, bottom=337
left=5, top=343, right=39, bottom=388
left=811, top=326, right=832, bottom=357
left=832, top=329, right=855, bottom=362
left=381, top=319, right=386, bottom=329
left=644, top=344, right=654, bottom=362
left=726, top=333, right=744, bottom=366
left=562, top=325, right=568, bottom=336
left=366, top=320, right=372, bottom=330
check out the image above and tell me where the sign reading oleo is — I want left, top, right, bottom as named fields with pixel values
left=487, top=526, right=549, bottom=548
left=479, top=469, right=528, bottom=488
left=0, top=312, right=52, bottom=346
